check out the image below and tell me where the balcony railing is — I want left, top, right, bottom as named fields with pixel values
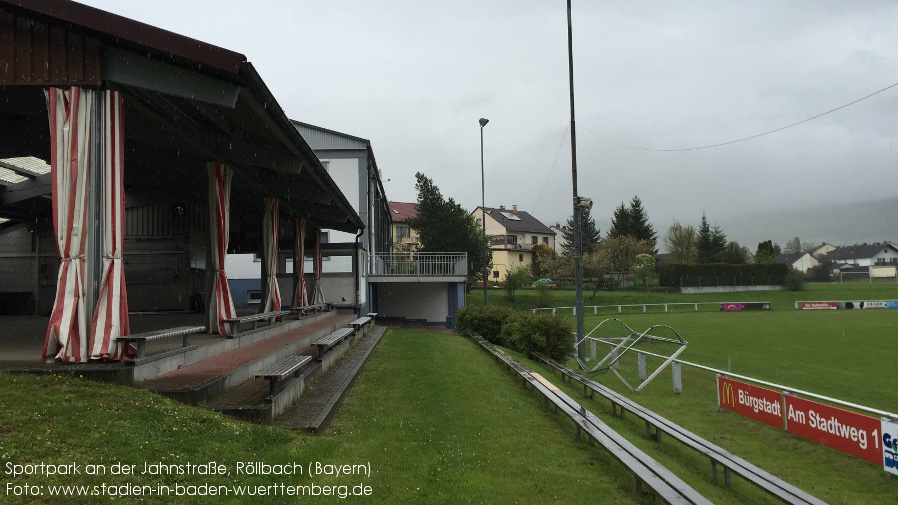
left=371, top=252, right=468, bottom=277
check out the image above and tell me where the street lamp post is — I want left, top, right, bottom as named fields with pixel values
left=567, top=0, right=585, bottom=356
left=479, top=118, right=489, bottom=304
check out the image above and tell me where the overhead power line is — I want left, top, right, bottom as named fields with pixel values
left=532, top=125, right=570, bottom=212
left=583, top=80, right=898, bottom=152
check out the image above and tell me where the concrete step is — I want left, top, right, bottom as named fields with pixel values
left=276, top=325, right=385, bottom=432
left=138, top=312, right=355, bottom=405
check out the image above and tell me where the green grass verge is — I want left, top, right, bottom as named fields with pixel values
left=1, top=331, right=653, bottom=505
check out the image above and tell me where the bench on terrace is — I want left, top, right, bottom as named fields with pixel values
left=292, top=303, right=333, bottom=318
left=348, top=316, right=373, bottom=333
left=119, top=325, right=206, bottom=361
left=315, top=327, right=353, bottom=360
left=255, top=354, right=313, bottom=398
left=221, top=310, right=291, bottom=337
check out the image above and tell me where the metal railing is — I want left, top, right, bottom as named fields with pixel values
left=371, top=252, right=467, bottom=277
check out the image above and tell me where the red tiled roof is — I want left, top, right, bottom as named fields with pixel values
left=389, top=201, right=418, bottom=223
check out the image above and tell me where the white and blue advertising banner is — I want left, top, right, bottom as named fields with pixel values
left=883, top=419, right=898, bottom=476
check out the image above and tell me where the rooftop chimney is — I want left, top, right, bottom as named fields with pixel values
left=499, top=205, right=505, bottom=210
left=512, top=205, right=517, bottom=214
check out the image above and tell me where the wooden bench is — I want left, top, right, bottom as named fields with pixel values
left=255, top=355, right=312, bottom=398
left=315, top=327, right=353, bottom=359
left=222, top=310, right=291, bottom=337
left=536, top=354, right=827, bottom=505
left=119, top=325, right=206, bottom=360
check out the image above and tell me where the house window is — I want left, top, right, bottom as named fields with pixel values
left=531, top=236, right=538, bottom=245
left=542, top=237, right=548, bottom=244
left=519, top=254, right=524, bottom=262
left=396, top=225, right=410, bottom=239
left=493, top=271, right=499, bottom=279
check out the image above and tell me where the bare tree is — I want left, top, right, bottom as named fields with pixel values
left=663, top=221, right=697, bottom=263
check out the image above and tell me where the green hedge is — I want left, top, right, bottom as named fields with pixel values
left=500, top=312, right=572, bottom=361
left=455, top=304, right=515, bottom=343
left=456, top=305, right=572, bottom=360
left=657, top=263, right=789, bottom=287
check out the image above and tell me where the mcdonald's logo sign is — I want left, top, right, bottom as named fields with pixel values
left=721, top=381, right=736, bottom=408
left=717, top=376, right=783, bottom=429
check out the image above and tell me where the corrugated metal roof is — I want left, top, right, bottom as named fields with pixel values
left=292, top=121, right=368, bottom=150
left=0, top=166, right=27, bottom=184
left=1, top=156, right=50, bottom=175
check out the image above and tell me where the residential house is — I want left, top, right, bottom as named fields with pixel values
left=776, top=252, right=819, bottom=273
left=825, top=242, right=898, bottom=280
left=388, top=201, right=419, bottom=251
left=550, top=223, right=569, bottom=254
left=810, top=243, right=837, bottom=257
left=474, top=205, right=555, bottom=282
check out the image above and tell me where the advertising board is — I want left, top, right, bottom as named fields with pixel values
left=801, top=302, right=837, bottom=310
left=784, top=395, right=882, bottom=464
left=720, top=303, right=743, bottom=311
left=717, top=376, right=782, bottom=428
left=883, top=419, right=898, bottom=476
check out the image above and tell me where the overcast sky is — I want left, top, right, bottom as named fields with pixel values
left=81, top=0, right=898, bottom=248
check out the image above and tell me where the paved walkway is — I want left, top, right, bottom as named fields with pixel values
left=277, top=325, right=385, bottom=433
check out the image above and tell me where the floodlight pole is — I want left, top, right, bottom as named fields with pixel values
left=480, top=118, right=489, bottom=304
left=567, top=0, right=585, bottom=356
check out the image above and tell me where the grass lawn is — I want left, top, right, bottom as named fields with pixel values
left=3, top=280, right=898, bottom=504
left=1, top=330, right=650, bottom=505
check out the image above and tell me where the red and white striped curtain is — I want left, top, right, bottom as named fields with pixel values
left=261, top=197, right=282, bottom=312
left=89, top=90, right=131, bottom=360
left=293, top=218, right=309, bottom=308
left=207, top=163, right=237, bottom=335
left=311, top=227, right=326, bottom=305
left=42, top=87, right=94, bottom=363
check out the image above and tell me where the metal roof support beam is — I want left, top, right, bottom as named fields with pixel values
left=0, top=172, right=50, bottom=204
left=103, top=47, right=240, bottom=107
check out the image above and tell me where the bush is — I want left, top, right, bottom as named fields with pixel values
left=499, top=312, right=573, bottom=361
left=504, top=265, right=531, bottom=302
left=532, top=278, right=555, bottom=308
left=783, top=268, right=805, bottom=291
left=455, top=304, right=515, bottom=344
left=805, top=265, right=832, bottom=282
left=657, top=263, right=789, bottom=287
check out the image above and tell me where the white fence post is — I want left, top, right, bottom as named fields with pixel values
left=672, top=362, right=682, bottom=394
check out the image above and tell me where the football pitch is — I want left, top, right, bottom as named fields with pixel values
left=515, top=282, right=898, bottom=503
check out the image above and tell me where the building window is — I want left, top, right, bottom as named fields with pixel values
left=396, top=225, right=410, bottom=239
left=531, top=236, right=538, bottom=245
left=493, top=271, right=499, bottom=279
left=542, top=237, right=548, bottom=244
left=519, top=253, right=524, bottom=262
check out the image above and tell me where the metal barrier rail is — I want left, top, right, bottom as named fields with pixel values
left=370, top=252, right=468, bottom=277
left=532, top=301, right=767, bottom=315
left=624, top=347, right=898, bottom=420
left=467, top=332, right=711, bottom=505
left=536, top=354, right=827, bottom=505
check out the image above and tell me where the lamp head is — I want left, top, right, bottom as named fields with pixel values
left=575, top=196, right=593, bottom=210
left=479, top=118, right=489, bottom=127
